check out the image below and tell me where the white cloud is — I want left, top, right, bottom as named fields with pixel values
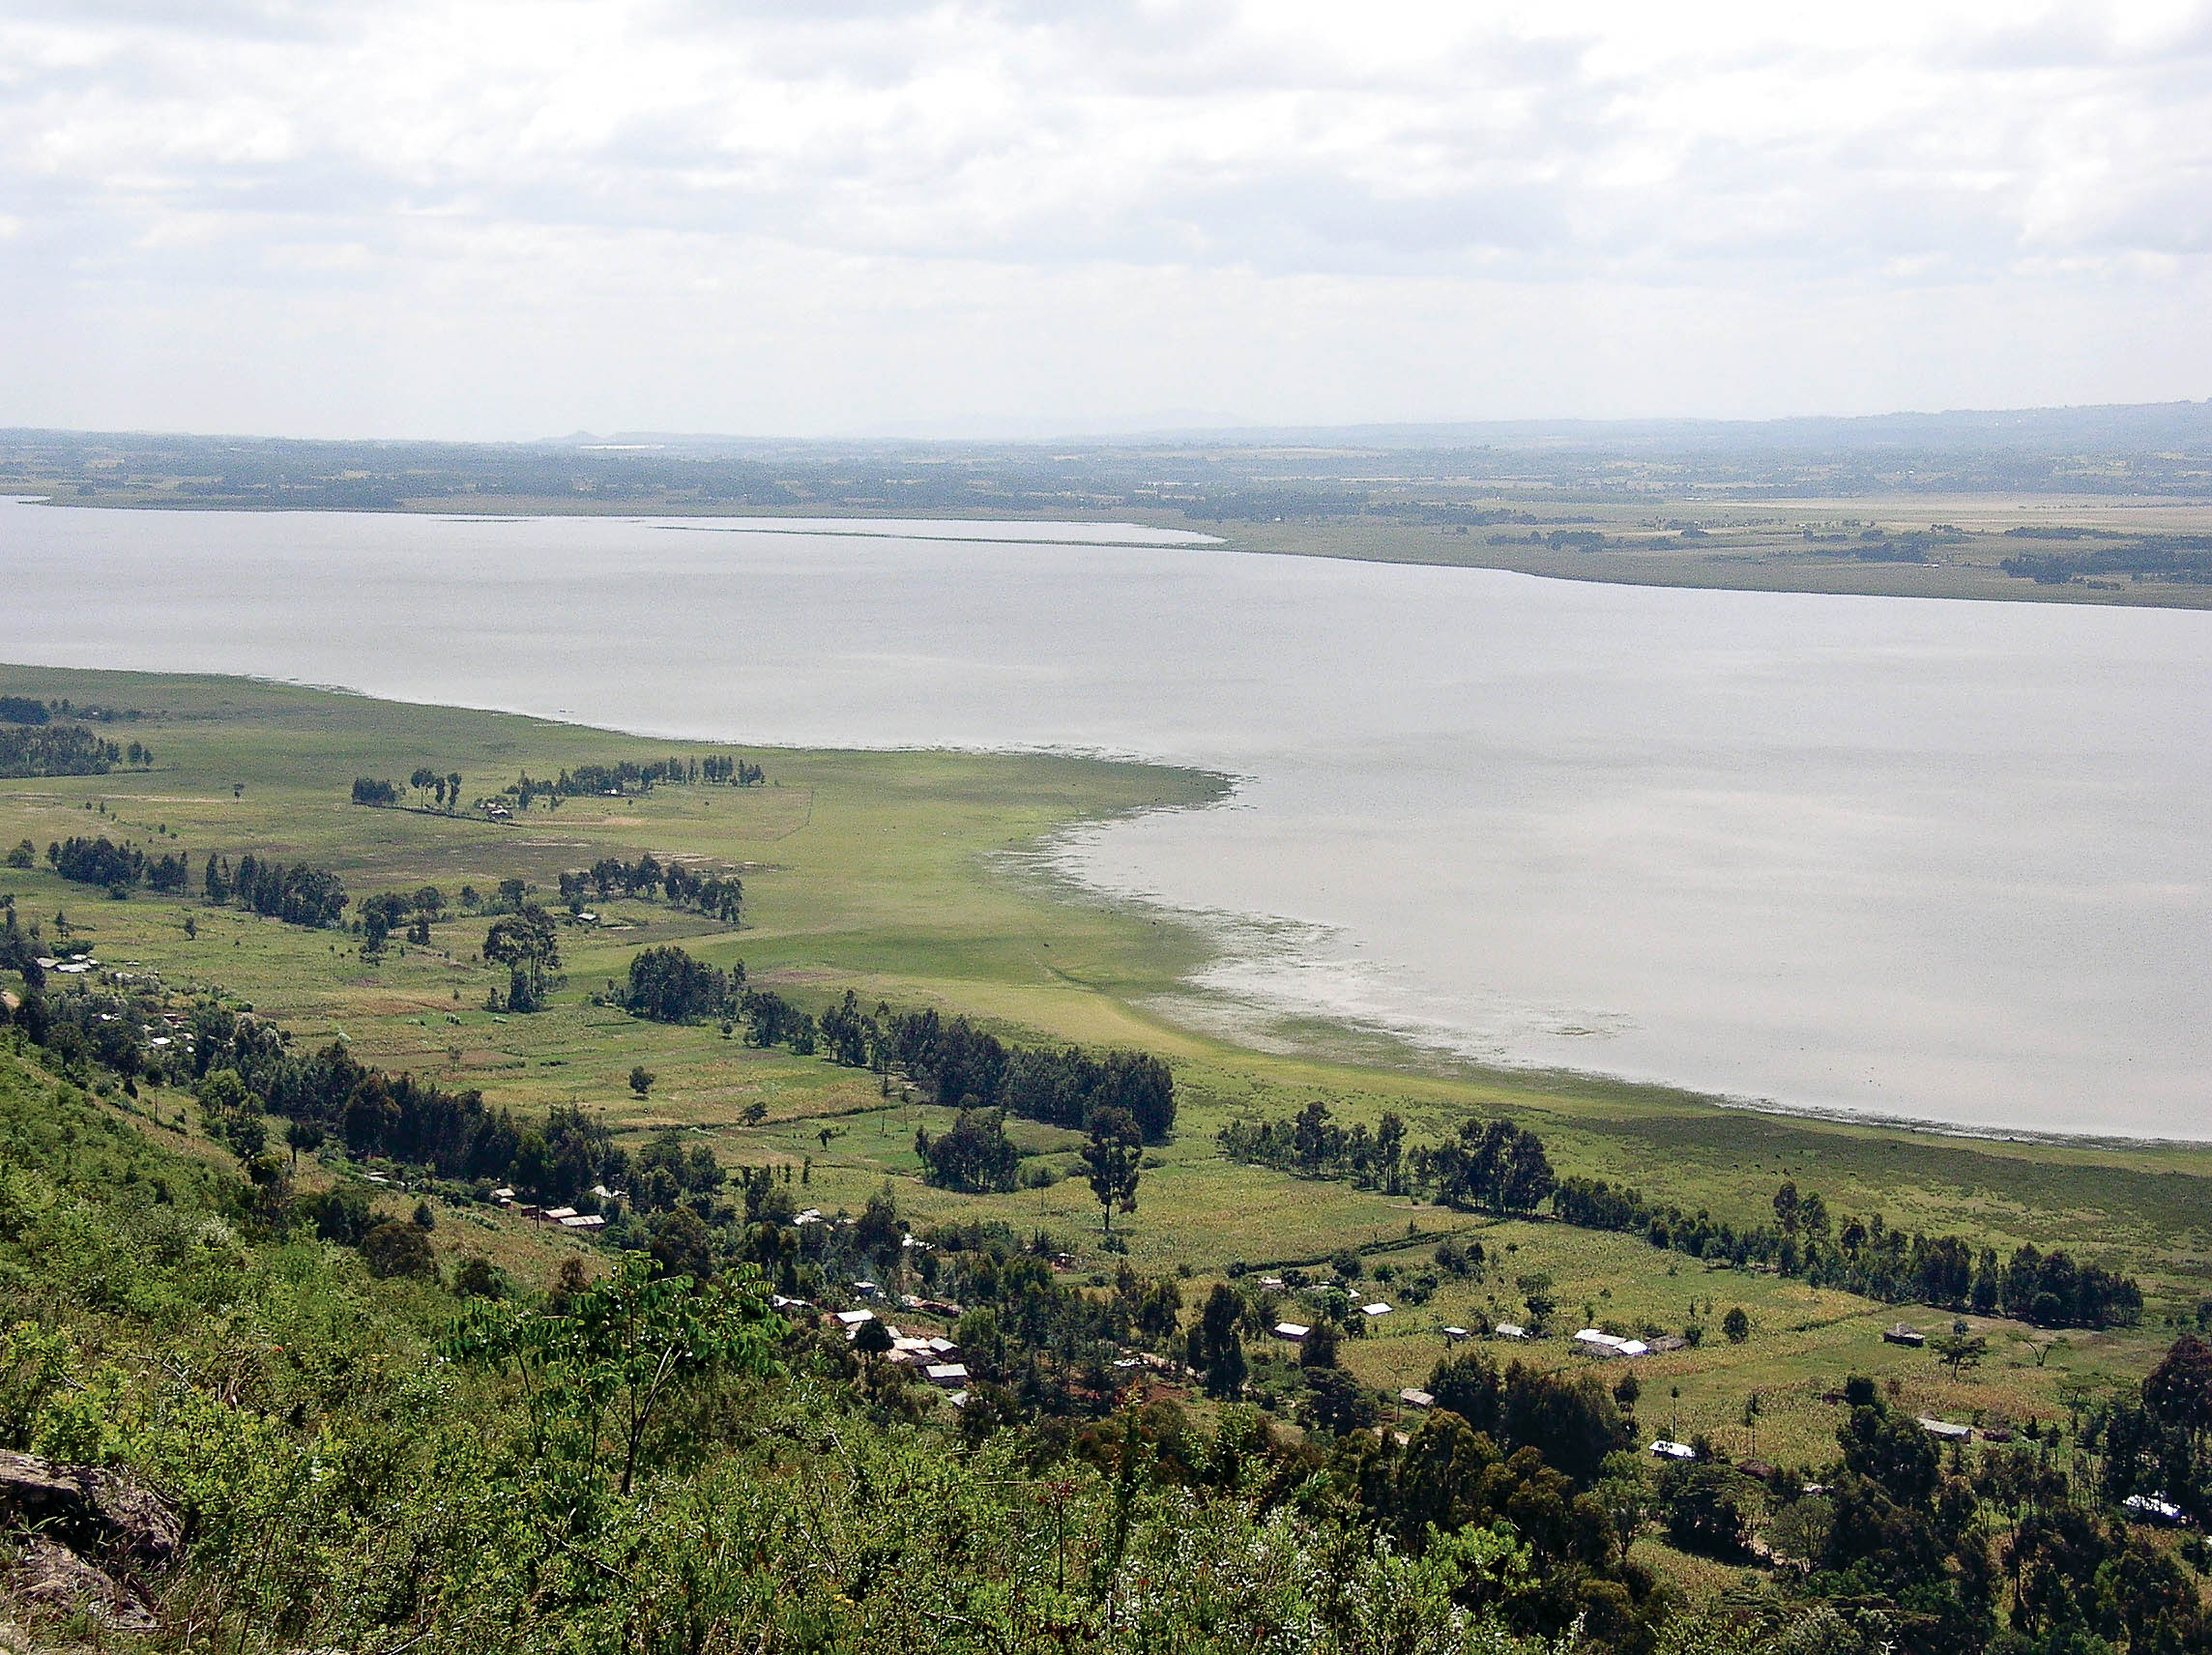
left=0, top=0, right=2206, bottom=435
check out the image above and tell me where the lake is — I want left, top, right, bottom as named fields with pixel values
left=7, top=500, right=2209, bottom=1138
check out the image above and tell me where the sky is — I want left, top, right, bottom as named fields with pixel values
left=1, top=0, right=2208, bottom=440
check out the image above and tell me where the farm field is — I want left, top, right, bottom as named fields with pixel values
left=4, top=660, right=2208, bottom=1495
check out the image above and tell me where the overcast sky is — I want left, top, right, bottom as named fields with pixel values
left=2, top=0, right=2208, bottom=439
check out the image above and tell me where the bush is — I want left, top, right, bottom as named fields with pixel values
left=361, top=1219, right=436, bottom=1280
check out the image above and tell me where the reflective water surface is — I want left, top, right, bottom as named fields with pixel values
left=8, top=501, right=2208, bottom=1137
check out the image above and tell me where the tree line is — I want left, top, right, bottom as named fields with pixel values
left=1222, top=1103, right=2140, bottom=1330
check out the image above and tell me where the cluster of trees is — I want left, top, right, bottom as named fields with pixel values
left=560, top=855, right=743, bottom=923
left=1219, top=1104, right=1554, bottom=1214
left=483, top=906, right=562, bottom=1011
left=916, top=1107, right=1022, bottom=1193
left=619, top=944, right=741, bottom=1023
left=46, top=833, right=191, bottom=894
left=351, top=769, right=467, bottom=809
left=201, top=852, right=351, bottom=928
left=887, top=1007, right=1176, bottom=1143
left=356, top=886, right=449, bottom=952
left=0, top=723, right=148, bottom=778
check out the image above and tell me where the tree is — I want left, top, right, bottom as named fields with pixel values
left=1191, top=1284, right=1247, bottom=1400
left=410, top=766, right=438, bottom=807
left=629, top=1065, right=656, bottom=1099
left=445, top=1251, right=782, bottom=1495
left=1722, top=1307, right=1750, bottom=1344
left=648, top=1205, right=713, bottom=1281
left=283, top=1118, right=323, bottom=1169
left=1080, top=1107, right=1142, bottom=1236
left=483, top=905, right=561, bottom=1011
left=1932, top=1322, right=1989, bottom=1378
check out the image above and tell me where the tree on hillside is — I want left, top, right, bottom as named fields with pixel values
left=1191, top=1283, right=1248, bottom=1400
left=444, top=1251, right=782, bottom=1495
left=410, top=766, right=438, bottom=807
left=1080, top=1107, right=1142, bottom=1237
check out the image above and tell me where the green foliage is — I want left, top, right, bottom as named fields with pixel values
left=445, top=1250, right=783, bottom=1495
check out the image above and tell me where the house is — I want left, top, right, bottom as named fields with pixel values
left=1271, top=1322, right=1311, bottom=1343
left=924, top=1363, right=971, bottom=1389
left=489, top=1186, right=517, bottom=1206
left=1399, top=1389, right=1435, bottom=1410
left=851, top=1280, right=882, bottom=1298
left=1883, top=1324, right=1926, bottom=1348
left=2122, top=1494, right=2188, bottom=1525
left=1916, top=1417, right=1972, bottom=1442
left=1260, top=1277, right=1288, bottom=1292
left=1488, top=1323, right=1525, bottom=1341
left=1649, top=1440, right=1697, bottom=1462
left=1648, top=1335, right=1688, bottom=1353
left=1573, top=1329, right=1645, bottom=1358
left=832, top=1308, right=877, bottom=1330
left=1361, top=1302, right=1393, bottom=1320
left=538, top=1205, right=578, bottom=1225
left=558, top=1213, right=606, bottom=1231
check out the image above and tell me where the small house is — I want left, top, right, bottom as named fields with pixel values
left=1271, top=1321, right=1311, bottom=1344
left=1649, top=1440, right=1697, bottom=1462
left=1883, top=1324, right=1926, bottom=1348
left=1488, top=1322, right=1524, bottom=1341
left=1916, top=1417, right=1971, bottom=1442
left=833, top=1308, right=877, bottom=1329
left=1399, top=1389, right=1435, bottom=1410
left=558, top=1213, right=606, bottom=1231
left=924, top=1363, right=971, bottom=1389
left=1360, top=1302, right=1393, bottom=1320
left=2122, top=1494, right=2187, bottom=1525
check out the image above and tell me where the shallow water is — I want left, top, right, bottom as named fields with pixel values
left=6, top=501, right=2208, bottom=1137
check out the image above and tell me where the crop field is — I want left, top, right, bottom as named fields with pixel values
left=5, top=661, right=2208, bottom=1502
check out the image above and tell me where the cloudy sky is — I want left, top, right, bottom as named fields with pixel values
left=2, top=0, right=2208, bottom=438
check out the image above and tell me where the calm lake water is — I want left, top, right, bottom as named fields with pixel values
left=7, top=500, right=2209, bottom=1139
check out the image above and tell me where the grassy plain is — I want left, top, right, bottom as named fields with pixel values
left=4, top=662, right=2207, bottom=1484
left=1208, top=495, right=2212, bottom=609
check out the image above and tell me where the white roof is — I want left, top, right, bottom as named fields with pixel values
left=833, top=1308, right=876, bottom=1326
left=1617, top=1340, right=1649, bottom=1357
left=1400, top=1389, right=1435, bottom=1408
left=1916, top=1417, right=1972, bottom=1439
left=1489, top=1323, right=1524, bottom=1337
left=1271, top=1321, right=1311, bottom=1340
left=2123, top=1495, right=2187, bottom=1522
left=558, top=1214, right=605, bottom=1230
left=924, top=1363, right=970, bottom=1386
left=1574, top=1328, right=1623, bottom=1348
left=1361, top=1302, right=1393, bottom=1318
left=1649, top=1440, right=1697, bottom=1460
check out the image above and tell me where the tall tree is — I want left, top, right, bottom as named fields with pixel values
left=483, top=904, right=561, bottom=1011
left=1080, top=1107, right=1143, bottom=1236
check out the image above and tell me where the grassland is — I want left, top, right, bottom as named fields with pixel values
left=4, top=661, right=2208, bottom=1487
left=1208, top=495, right=2212, bottom=610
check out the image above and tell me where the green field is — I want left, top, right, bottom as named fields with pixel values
left=5, top=660, right=2207, bottom=1482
